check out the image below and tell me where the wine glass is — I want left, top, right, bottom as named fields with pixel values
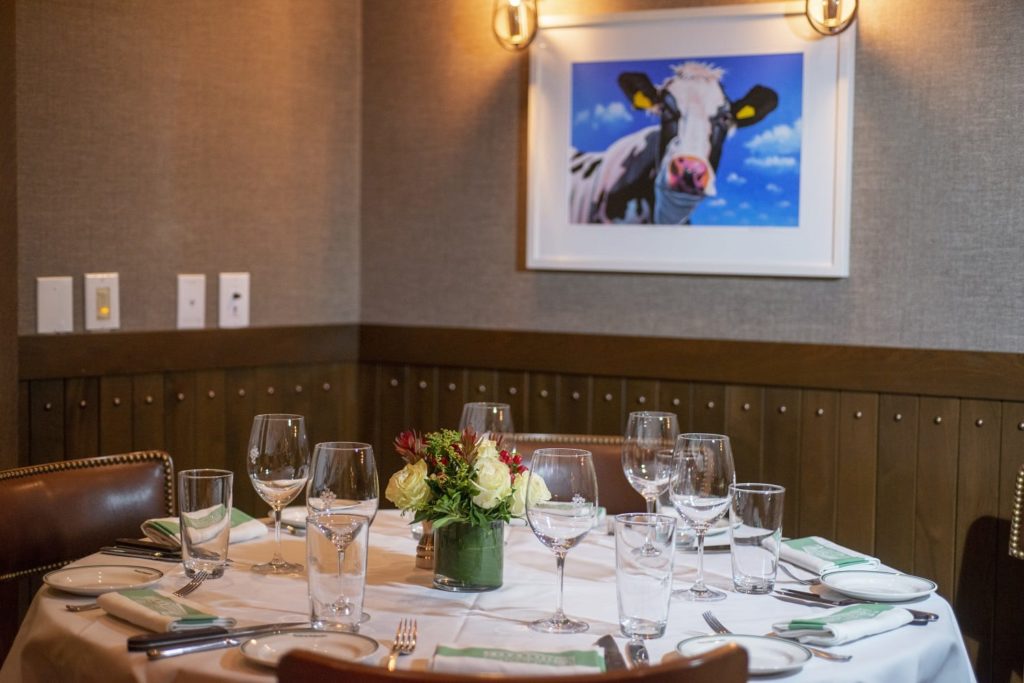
left=247, top=414, right=311, bottom=575
left=668, top=433, right=735, bottom=601
left=459, top=402, right=515, bottom=452
left=621, top=411, right=679, bottom=514
left=526, top=448, right=599, bottom=633
left=306, top=442, right=379, bottom=626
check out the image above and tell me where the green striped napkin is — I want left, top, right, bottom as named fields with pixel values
left=780, top=537, right=879, bottom=575
left=142, top=507, right=266, bottom=548
left=772, top=604, right=913, bottom=645
left=96, top=588, right=236, bottom=633
left=432, top=645, right=605, bottom=675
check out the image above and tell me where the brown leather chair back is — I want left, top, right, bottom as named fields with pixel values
left=277, top=643, right=747, bottom=683
left=516, top=433, right=645, bottom=516
left=0, top=451, right=174, bottom=663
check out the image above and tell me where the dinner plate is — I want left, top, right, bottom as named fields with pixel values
left=821, top=570, right=937, bottom=602
left=43, top=564, right=164, bottom=596
left=676, top=634, right=811, bottom=676
left=240, top=629, right=379, bottom=668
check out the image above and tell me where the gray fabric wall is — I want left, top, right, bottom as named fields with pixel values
left=16, top=0, right=362, bottom=333
left=15, top=0, right=1024, bottom=353
left=360, top=0, right=1024, bottom=353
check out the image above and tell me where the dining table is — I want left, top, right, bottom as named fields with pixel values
left=0, top=510, right=975, bottom=682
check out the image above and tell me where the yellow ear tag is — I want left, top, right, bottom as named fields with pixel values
left=632, top=92, right=654, bottom=110
left=736, top=104, right=756, bottom=120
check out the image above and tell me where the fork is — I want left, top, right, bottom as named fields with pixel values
left=386, top=619, right=417, bottom=671
left=65, top=570, right=210, bottom=612
left=777, top=562, right=821, bottom=585
left=701, top=610, right=851, bottom=663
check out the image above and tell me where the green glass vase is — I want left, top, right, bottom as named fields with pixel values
left=432, top=520, right=504, bottom=592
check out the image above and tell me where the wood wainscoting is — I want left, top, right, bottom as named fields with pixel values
left=15, top=324, right=1024, bottom=682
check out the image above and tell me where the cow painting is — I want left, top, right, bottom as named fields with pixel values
left=569, top=62, right=778, bottom=225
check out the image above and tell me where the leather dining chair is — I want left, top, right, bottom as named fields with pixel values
left=0, top=450, right=175, bottom=663
left=515, top=433, right=645, bottom=515
left=277, top=642, right=747, bottom=683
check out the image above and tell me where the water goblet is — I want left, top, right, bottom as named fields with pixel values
left=668, top=433, right=735, bottom=601
left=247, top=414, right=310, bottom=574
left=459, top=402, right=515, bottom=452
left=621, top=411, right=679, bottom=515
left=526, top=448, right=598, bottom=633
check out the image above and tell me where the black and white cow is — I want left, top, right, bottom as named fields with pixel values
left=569, top=62, right=778, bottom=225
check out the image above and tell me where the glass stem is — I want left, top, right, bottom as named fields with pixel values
left=553, top=551, right=567, bottom=620
left=693, top=529, right=707, bottom=592
left=644, top=496, right=656, bottom=515
left=272, top=508, right=284, bottom=562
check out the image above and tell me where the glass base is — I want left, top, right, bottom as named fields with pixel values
left=251, top=559, right=303, bottom=575
left=673, top=585, right=727, bottom=602
left=529, top=615, right=590, bottom=634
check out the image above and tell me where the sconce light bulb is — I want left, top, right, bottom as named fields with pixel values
left=806, top=0, right=857, bottom=35
left=493, top=0, right=539, bottom=51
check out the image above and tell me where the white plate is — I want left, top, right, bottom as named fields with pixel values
left=821, top=570, right=937, bottom=602
left=676, top=634, right=811, bottom=676
left=240, top=629, right=379, bottom=668
left=43, top=564, right=164, bottom=596
left=275, top=506, right=308, bottom=529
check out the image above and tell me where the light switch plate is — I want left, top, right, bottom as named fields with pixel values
left=219, top=272, right=250, bottom=328
left=177, top=274, right=206, bottom=329
left=37, top=276, right=73, bottom=334
left=84, top=272, right=120, bottom=331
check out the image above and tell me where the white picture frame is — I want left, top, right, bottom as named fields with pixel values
left=525, top=2, right=855, bottom=277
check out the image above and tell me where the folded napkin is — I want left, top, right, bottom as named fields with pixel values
left=432, top=645, right=605, bottom=676
left=97, top=588, right=236, bottom=633
left=780, top=536, right=879, bottom=575
left=142, top=508, right=266, bottom=548
left=772, top=603, right=914, bottom=646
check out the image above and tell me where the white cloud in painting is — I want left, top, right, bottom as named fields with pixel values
left=708, top=198, right=727, bottom=207
left=576, top=101, right=633, bottom=129
left=739, top=201, right=751, bottom=210
left=745, top=119, right=802, bottom=155
left=745, top=155, right=798, bottom=172
left=726, top=172, right=747, bottom=185
left=765, top=183, right=782, bottom=194
left=758, top=213, right=769, bottom=221
left=777, top=200, right=791, bottom=208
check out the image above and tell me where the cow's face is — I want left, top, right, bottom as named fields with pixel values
left=619, top=63, right=778, bottom=223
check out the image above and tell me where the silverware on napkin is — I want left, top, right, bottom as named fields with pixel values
left=771, top=593, right=936, bottom=624
left=131, top=622, right=307, bottom=654
left=595, top=635, right=628, bottom=671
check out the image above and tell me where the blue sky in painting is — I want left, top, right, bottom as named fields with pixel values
left=571, top=53, right=803, bottom=227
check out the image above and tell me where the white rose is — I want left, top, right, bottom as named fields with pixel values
left=509, top=470, right=551, bottom=517
left=471, top=457, right=513, bottom=510
left=474, top=438, right=500, bottom=462
left=384, top=460, right=432, bottom=511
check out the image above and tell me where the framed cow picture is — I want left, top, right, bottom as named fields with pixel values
left=525, top=3, right=855, bottom=277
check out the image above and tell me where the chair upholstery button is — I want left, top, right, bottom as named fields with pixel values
left=176, top=393, right=185, bottom=402
left=419, top=380, right=428, bottom=389
left=975, top=419, right=984, bottom=427
left=706, top=401, right=715, bottom=410
left=637, top=396, right=646, bottom=404
left=43, top=402, right=52, bottom=411
left=742, top=403, right=751, bottom=411
left=79, top=400, right=87, bottom=409
left=1018, top=421, right=1024, bottom=431
left=113, top=397, right=121, bottom=406
left=389, top=378, right=399, bottom=387
left=539, top=389, right=549, bottom=398
left=854, top=410, right=863, bottom=419
left=267, top=387, right=275, bottom=395
left=572, top=391, right=581, bottom=401
left=294, top=385, right=302, bottom=393
left=478, top=384, right=487, bottom=393
left=238, top=388, right=246, bottom=397
left=934, top=416, right=943, bottom=425
left=448, top=383, right=457, bottom=392
left=672, top=398, right=680, bottom=406
left=816, top=408, right=824, bottom=416
left=322, top=383, right=331, bottom=392
left=894, top=413, right=903, bottom=422
left=207, top=390, right=216, bottom=399
left=605, top=393, right=614, bottom=402
left=778, top=405, right=787, bottom=414
left=145, top=395, right=154, bottom=404
left=508, top=387, right=518, bottom=396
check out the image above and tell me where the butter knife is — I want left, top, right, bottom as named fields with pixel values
left=595, top=635, right=628, bottom=671
left=130, top=622, right=308, bottom=651
left=775, top=589, right=939, bottom=621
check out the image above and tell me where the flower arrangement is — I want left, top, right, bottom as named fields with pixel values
left=385, top=428, right=550, bottom=528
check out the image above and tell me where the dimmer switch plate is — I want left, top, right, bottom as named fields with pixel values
left=219, top=272, right=250, bottom=328
left=84, top=273, right=120, bottom=331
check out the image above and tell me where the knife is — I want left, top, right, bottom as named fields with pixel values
left=771, top=594, right=934, bottom=625
left=776, top=589, right=939, bottom=622
left=147, top=637, right=244, bottom=660
left=129, top=622, right=308, bottom=651
left=100, top=547, right=181, bottom=563
left=595, top=635, right=628, bottom=671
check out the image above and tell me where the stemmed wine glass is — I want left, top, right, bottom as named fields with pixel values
left=526, top=448, right=599, bottom=633
left=247, top=414, right=310, bottom=575
left=459, top=402, right=515, bottom=451
left=668, top=433, right=735, bottom=601
left=306, top=442, right=379, bottom=625
left=621, top=411, right=679, bottom=514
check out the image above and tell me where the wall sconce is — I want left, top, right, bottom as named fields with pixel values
left=806, top=0, right=857, bottom=35
left=492, top=0, right=539, bottom=51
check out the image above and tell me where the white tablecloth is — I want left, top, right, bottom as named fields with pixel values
left=1, top=511, right=975, bottom=682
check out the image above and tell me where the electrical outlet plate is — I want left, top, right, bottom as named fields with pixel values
left=219, top=272, right=250, bottom=328
left=177, top=274, right=206, bottom=329
left=84, top=272, right=120, bottom=331
left=37, top=276, right=74, bottom=334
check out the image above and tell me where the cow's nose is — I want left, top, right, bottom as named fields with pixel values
left=667, top=155, right=710, bottom=195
